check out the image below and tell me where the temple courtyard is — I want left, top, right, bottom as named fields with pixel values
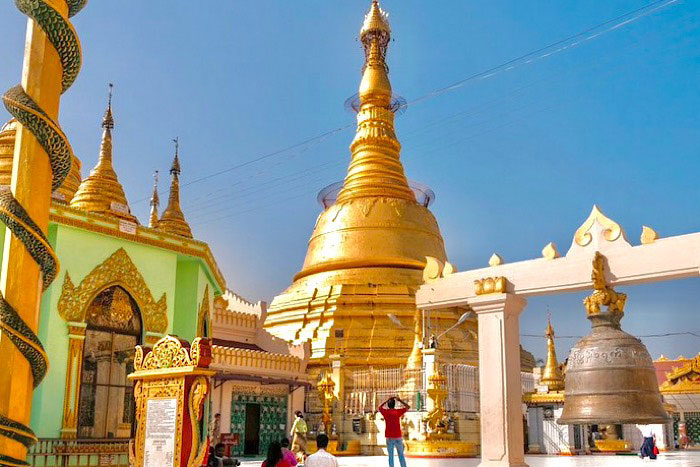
left=239, top=451, right=700, bottom=466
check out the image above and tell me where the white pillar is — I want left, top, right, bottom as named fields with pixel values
left=472, top=293, right=528, bottom=467
left=526, top=408, right=541, bottom=454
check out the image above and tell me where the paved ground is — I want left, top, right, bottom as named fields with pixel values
left=240, top=450, right=700, bottom=466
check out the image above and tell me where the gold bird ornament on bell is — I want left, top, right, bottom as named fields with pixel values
left=558, top=252, right=669, bottom=425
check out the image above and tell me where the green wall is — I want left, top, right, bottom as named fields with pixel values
left=21, top=221, right=220, bottom=438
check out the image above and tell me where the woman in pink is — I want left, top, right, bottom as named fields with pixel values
left=280, top=438, right=297, bottom=466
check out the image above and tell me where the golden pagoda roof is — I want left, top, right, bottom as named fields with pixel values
left=0, top=118, right=82, bottom=202
left=71, top=85, right=137, bottom=222
left=277, top=0, right=445, bottom=290
left=659, top=354, right=700, bottom=395
left=540, top=317, right=564, bottom=391
left=157, top=138, right=193, bottom=239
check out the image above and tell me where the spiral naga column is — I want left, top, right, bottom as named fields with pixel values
left=0, top=1, right=85, bottom=465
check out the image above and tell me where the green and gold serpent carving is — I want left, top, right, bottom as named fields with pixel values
left=0, top=1, right=85, bottom=465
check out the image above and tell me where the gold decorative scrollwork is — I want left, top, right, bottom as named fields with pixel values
left=574, top=205, right=622, bottom=247
left=474, top=276, right=507, bottom=295
left=196, top=284, right=210, bottom=338
left=135, top=335, right=207, bottom=370
left=187, top=375, right=209, bottom=467
left=57, top=247, right=168, bottom=333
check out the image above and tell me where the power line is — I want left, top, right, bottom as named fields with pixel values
left=134, top=0, right=681, bottom=205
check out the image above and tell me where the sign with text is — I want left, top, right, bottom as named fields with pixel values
left=144, top=398, right=178, bottom=467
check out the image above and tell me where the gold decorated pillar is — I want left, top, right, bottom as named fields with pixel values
left=0, top=1, right=84, bottom=464
left=128, top=336, right=214, bottom=467
left=60, top=322, right=87, bottom=439
left=329, top=354, right=345, bottom=434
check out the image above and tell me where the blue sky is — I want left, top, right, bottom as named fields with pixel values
left=1, top=1, right=698, bottom=362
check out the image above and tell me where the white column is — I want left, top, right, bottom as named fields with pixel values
left=471, top=293, right=528, bottom=467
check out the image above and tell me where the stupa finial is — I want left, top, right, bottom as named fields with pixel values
left=335, top=1, right=414, bottom=203
left=149, top=170, right=160, bottom=228
left=71, top=84, right=138, bottom=222
left=102, top=83, right=114, bottom=130
left=158, top=138, right=193, bottom=238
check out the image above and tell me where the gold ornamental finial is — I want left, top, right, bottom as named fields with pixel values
left=149, top=170, right=160, bottom=228
left=158, top=138, right=193, bottom=238
left=583, top=251, right=626, bottom=316
left=335, top=0, right=414, bottom=203
left=540, top=316, right=564, bottom=391
left=71, top=84, right=138, bottom=222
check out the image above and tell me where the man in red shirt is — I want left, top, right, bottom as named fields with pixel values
left=378, top=396, right=410, bottom=467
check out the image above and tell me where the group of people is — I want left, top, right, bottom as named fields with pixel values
left=209, top=395, right=412, bottom=467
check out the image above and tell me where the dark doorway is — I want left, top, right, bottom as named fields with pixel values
left=244, top=403, right=261, bottom=455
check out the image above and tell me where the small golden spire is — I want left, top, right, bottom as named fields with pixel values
left=336, top=0, right=414, bottom=203
left=158, top=138, right=193, bottom=238
left=540, top=316, right=564, bottom=391
left=71, top=84, right=137, bottom=221
left=149, top=170, right=160, bottom=228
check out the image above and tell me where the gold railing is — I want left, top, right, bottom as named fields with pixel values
left=211, top=345, right=302, bottom=373
left=27, top=438, right=129, bottom=467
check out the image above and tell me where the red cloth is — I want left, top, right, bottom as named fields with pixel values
left=261, top=461, right=291, bottom=467
left=379, top=407, right=408, bottom=438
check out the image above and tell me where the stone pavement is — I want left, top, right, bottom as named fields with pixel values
left=240, top=451, right=700, bottom=466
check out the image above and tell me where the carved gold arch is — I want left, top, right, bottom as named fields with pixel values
left=58, top=248, right=168, bottom=438
left=57, top=247, right=168, bottom=333
left=197, top=284, right=210, bottom=338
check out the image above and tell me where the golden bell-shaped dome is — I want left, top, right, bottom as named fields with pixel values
left=0, top=119, right=82, bottom=201
left=71, top=86, right=137, bottom=222
left=285, top=0, right=446, bottom=290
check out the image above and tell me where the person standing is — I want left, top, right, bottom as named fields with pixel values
left=379, top=396, right=410, bottom=467
left=290, top=411, right=308, bottom=458
left=637, top=424, right=657, bottom=460
left=304, top=434, right=338, bottom=467
left=209, top=413, right=222, bottom=445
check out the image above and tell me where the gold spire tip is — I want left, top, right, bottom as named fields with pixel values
left=103, top=83, right=114, bottom=130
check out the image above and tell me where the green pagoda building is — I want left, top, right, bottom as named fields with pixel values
left=0, top=90, right=224, bottom=441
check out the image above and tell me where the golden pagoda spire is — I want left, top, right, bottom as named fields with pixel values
left=71, top=84, right=138, bottom=222
left=149, top=170, right=160, bottom=228
left=540, top=317, right=564, bottom=391
left=158, top=138, right=193, bottom=238
left=335, top=0, right=414, bottom=203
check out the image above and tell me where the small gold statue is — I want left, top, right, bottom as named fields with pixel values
left=583, top=252, right=626, bottom=315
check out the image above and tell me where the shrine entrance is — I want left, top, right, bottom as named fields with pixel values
left=78, top=286, right=142, bottom=439
left=230, top=393, right=287, bottom=457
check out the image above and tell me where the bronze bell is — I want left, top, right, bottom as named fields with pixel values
left=558, top=252, right=669, bottom=425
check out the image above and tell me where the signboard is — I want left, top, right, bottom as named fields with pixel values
left=119, top=219, right=137, bottom=234
left=144, top=398, right=178, bottom=467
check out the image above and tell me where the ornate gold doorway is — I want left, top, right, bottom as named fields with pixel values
left=77, top=286, right=142, bottom=439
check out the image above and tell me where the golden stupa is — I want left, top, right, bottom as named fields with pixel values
left=0, top=118, right=82, bottom=202
left=264, top=0, right=477, bottom=370
left=71, top=85, right=138, bottom=222
left=540, top=318, right=564, bottom=391
left=157, top=138, right=193, bottom=238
